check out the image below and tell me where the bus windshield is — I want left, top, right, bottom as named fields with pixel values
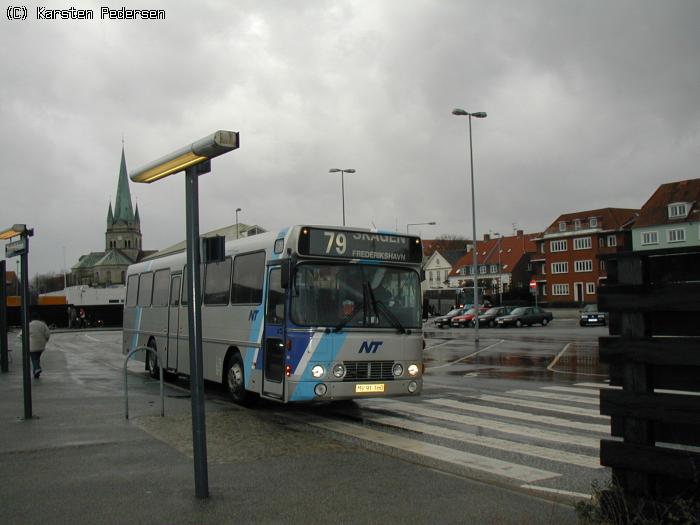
left=291, top=263, right=421, bottom=330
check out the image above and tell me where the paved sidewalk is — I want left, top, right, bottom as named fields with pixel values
left=0, top=333, right=578, bottom=524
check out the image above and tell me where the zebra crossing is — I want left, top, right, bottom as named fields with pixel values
left=292, top=382, right=612, bottom=501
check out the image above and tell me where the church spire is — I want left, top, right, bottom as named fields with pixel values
left=113, top=145, right=135, bottom=224
left=107, top=202, right=114, bottom=224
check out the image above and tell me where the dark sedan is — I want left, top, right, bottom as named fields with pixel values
left=434, top=308, right=467, bottom=328
left=579, top=304, right=607, bottom=326
left=496, top=306, right=553, bottom=327
left=478, top=306, right=519, bottom=328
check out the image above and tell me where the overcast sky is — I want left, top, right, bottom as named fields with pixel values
left=2, top=0, right=699, bottom=277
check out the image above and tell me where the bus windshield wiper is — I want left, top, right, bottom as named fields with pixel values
left=367, top=286, right=406, bottom=334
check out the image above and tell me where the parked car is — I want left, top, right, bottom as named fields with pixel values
left=451, top=307, right=489, bottom=328
left=478, top=306, right=519, bottom=328
left=579, top=304, right=607, bottom=326
left=434, top=308, right=467, bottom=328
left=495, top=306, right=553, bottom=327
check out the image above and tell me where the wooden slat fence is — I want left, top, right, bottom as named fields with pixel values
left=598, top=247, right=700, bottom=500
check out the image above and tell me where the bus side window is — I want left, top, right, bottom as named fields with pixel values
left=266, top=268, right=285, bottom=324
left=126, top=274, right=139, bottom=307
left=152, top=269, right=170, bottom=307
left=137, top=272, right=154, bottom=307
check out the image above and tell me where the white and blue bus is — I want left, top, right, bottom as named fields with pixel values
left=122, top=225, right=424, bottom=404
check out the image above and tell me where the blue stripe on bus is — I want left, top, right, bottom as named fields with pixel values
left=290, top=331, right=346, bottom=402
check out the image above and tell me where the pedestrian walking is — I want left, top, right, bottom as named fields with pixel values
left=29, top=312, right=51, bottom=378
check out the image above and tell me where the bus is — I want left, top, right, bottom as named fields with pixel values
left=123, top=225, right=424, bottom=404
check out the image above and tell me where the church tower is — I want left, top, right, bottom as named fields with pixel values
left=105, top=146, right=142, bottom=261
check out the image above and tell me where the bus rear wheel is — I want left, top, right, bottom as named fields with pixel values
left=224, top=353, right=257, bottom=406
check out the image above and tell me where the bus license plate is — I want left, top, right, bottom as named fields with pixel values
left=355, top=384, right=385, bottom=393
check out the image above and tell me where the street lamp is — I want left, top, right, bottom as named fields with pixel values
left=130, top=130, right=239, bottom=500
left=406, top=221, right=436, bottom=234
left=235, top=207, right=242, bottom=240
left=329, top=168, right=355, bottom=226
left=493, top=232, right=503, bottom=306
left=452, top=108, right=487, bottom=343
left=1, top=224, right=34, bottom=417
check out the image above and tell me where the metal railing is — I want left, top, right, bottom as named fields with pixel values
left=123, top=345, right=164, bottom=420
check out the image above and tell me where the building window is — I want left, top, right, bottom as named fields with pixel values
left=574, top=260, right=593, bottom=272
left=573, top=237, right=592, bottom=250
left=490, top=264, right=498, bottom=273
left=574, top=219, right=581, bottom=230
left=668, top=228, right=686, bottom=243
left=551, top=262, right=569, bottom=274
left=668, top=202, right=688, bottom=219
left=550, top=240, right=567, bottom=252
left=541, top=285, right=546, bottom=296
left=589, top=217, right=598, bottom=228
left=607, top=235, right=617, bottom=247
left=552, top=283, right=569, bottom=295
left=479, top=265, right=487, bottom=274
left=641, top=231, right=659, bottom=245
left=599, top=260, right=607, bottom=272
left=540, top=243, right=545, bottom=254
left=586, top=283, right=596, bottom=295
left=558, top=221, right=567, bottom=232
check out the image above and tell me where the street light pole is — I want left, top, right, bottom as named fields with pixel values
left=494, top=233, right=503, bottom=306
left=235, top=207, right=241, bottom=240
left=406, top=221, right=436, bottom=234
left=329, top=168, right=355, bottom=226
left=452, top=108, right=487, bottom=343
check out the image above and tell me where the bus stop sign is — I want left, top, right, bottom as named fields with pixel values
left=5, top=238, right=26, bottom=258
left=529, top=280, right=537, bottom=295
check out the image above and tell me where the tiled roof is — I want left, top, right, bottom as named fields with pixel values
left=542, top=207, right=639, bottom=235
left=94, top=249, right=134, bottom=267
left=633, top=178, right=700, bottom=228
left=448, top=232, right=539, bottom=277
left=71, top=252, right=105, bottom=270
left=422, top=239, right=471, bottom=258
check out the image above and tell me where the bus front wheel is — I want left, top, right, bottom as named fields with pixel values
left=224, top=353, right=257, bottom=406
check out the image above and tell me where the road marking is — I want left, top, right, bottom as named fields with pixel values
left=367, top=415, right=603, bottom=469
left=424, top=339, right=452, bottom=350
left=424, top=398, right=609, bottom=433
left=542, top=386, right=599, bottom=396
left=547, top=342, right=572, bottom=373
left=575, top=382, right=621, bottom=390
left=367, top=400, right=602, bottom=448
left=475, top=394, right=608, bottom=420
left=84, top=334, right=102, bottom=342
left=505, top=389, right=599, bottom=406
left=428, top=339, right=505, bottom=370
left=520, top=484, right=592, bottom=500
left=305, top=418, right=560, bottom=483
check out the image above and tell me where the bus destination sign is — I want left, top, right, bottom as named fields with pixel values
left=298, top=227, right=422, bottom=263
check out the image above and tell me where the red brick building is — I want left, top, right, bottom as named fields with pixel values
left=447, top=230, right=539, bottom=303
left=531, top=208, right=638, bottom=306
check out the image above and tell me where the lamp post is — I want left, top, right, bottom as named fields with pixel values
left=406, top=221, right=436, bottom=234
left=235, top=207, right=242, bottom=240
left=452, top=108, right=487, bottom=343
left=130, top=130, right=240, bottom=499
left=1, top=224, right=34, bottom=417
left=329, top=168, right=355, bottom=226
left=494, top=232, right=503, bottom=306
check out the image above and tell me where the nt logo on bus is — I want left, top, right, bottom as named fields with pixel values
left=358, top=341, right=383, bottom=354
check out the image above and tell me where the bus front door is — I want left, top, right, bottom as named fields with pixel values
left=262, top=267, right=285, bottom=399
left=166, top=275, right=181, bottom=371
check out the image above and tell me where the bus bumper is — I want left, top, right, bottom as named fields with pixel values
left=286, top=378, right=423, bottom=402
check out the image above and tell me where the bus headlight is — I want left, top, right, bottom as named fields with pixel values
left=392, top=363, right=404, bottom=377
left=311, top=365, right=325, bottom=378
left=332, top=363, right=346, bottom=378
left=408, top=364, right=420, bottom=377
